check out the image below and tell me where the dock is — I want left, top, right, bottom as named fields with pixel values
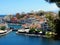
left=0, top=29, right=12, bottom=36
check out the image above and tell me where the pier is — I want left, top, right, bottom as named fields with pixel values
left=0, top=29, right=12, bottom=36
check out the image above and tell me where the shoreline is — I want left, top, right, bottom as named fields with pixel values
left=16, top=32, right=49, bottom=38
left=0, top=29, right=12, bottom=36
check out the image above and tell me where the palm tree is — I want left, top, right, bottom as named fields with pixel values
left=45, top=0, right=60, bottom=39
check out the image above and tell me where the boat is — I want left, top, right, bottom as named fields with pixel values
left=16, top=27, right=30, bottom=33
left=0, top=29, right=12, bottom=36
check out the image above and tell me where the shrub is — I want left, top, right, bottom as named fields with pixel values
left=0, top=26, right=6, bottom=30
left=29, top=28, right=35, bottom=34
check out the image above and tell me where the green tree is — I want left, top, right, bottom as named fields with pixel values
left=0, top=26, right=6, bottom=30
left=45, top=12, right=55, bottom=31
left=45, top=0, right=60, bottom=39
left=16, top=13, right=20, bottom=19
left=45, top=0, right=60, bottom=16
left=29, top=28, right=35, bottom=34
left=36, top=10, right=45, bottom=16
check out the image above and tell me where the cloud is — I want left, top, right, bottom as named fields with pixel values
left=48, top=3, right=59, bottom=11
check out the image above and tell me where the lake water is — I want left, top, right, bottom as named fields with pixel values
left=0, top=31, right=60, bottom=45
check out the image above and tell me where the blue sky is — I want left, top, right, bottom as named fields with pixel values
left=0, top=0, right=59, bottom=15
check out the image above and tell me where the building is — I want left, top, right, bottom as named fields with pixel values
left=11, top=17, right=18, bottom=23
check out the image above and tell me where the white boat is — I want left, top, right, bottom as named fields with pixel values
left=0, top=30, right=6, bottom=34
left=17, top=28, right=30, bottom=33
left=0, top=29, right=12, bottom=36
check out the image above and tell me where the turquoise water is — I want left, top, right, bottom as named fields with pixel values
left=8, top=23, right=22, bottom=30
left=0, top=31, right=60, bottom=45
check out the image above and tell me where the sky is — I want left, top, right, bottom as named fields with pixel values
left=0, top=0, right=59, bottom=15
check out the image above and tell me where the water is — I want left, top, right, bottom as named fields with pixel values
left=0, top=15, right=60, bottom=45
left=0, top=15, right=6, bottom=18
left=8, top=23, right=22, bottom=30
left=0, top=31, right=60, bottom=45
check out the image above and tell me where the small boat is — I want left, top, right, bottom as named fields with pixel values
left=16, top=28, right=30, bottom=34
left=0, top=30, right=6, bottom=34
left=0, top=29, right=12, bottom=36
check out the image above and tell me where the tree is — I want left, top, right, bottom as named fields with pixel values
left=37, top=10, right=45, bottom=16
left=29, top=28, right=39, bottom=34
left=45, top=0, right=60, bottom=39
left=29, top=28, right=35, bottom=34
left=16, top=13, right=20, bottom=19
left=45, top=0, right=60, bottom=13
left=0, top=26, right=6, bottom=30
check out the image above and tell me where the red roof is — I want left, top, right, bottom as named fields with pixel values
left=11, top=17, right=17, bottom=21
